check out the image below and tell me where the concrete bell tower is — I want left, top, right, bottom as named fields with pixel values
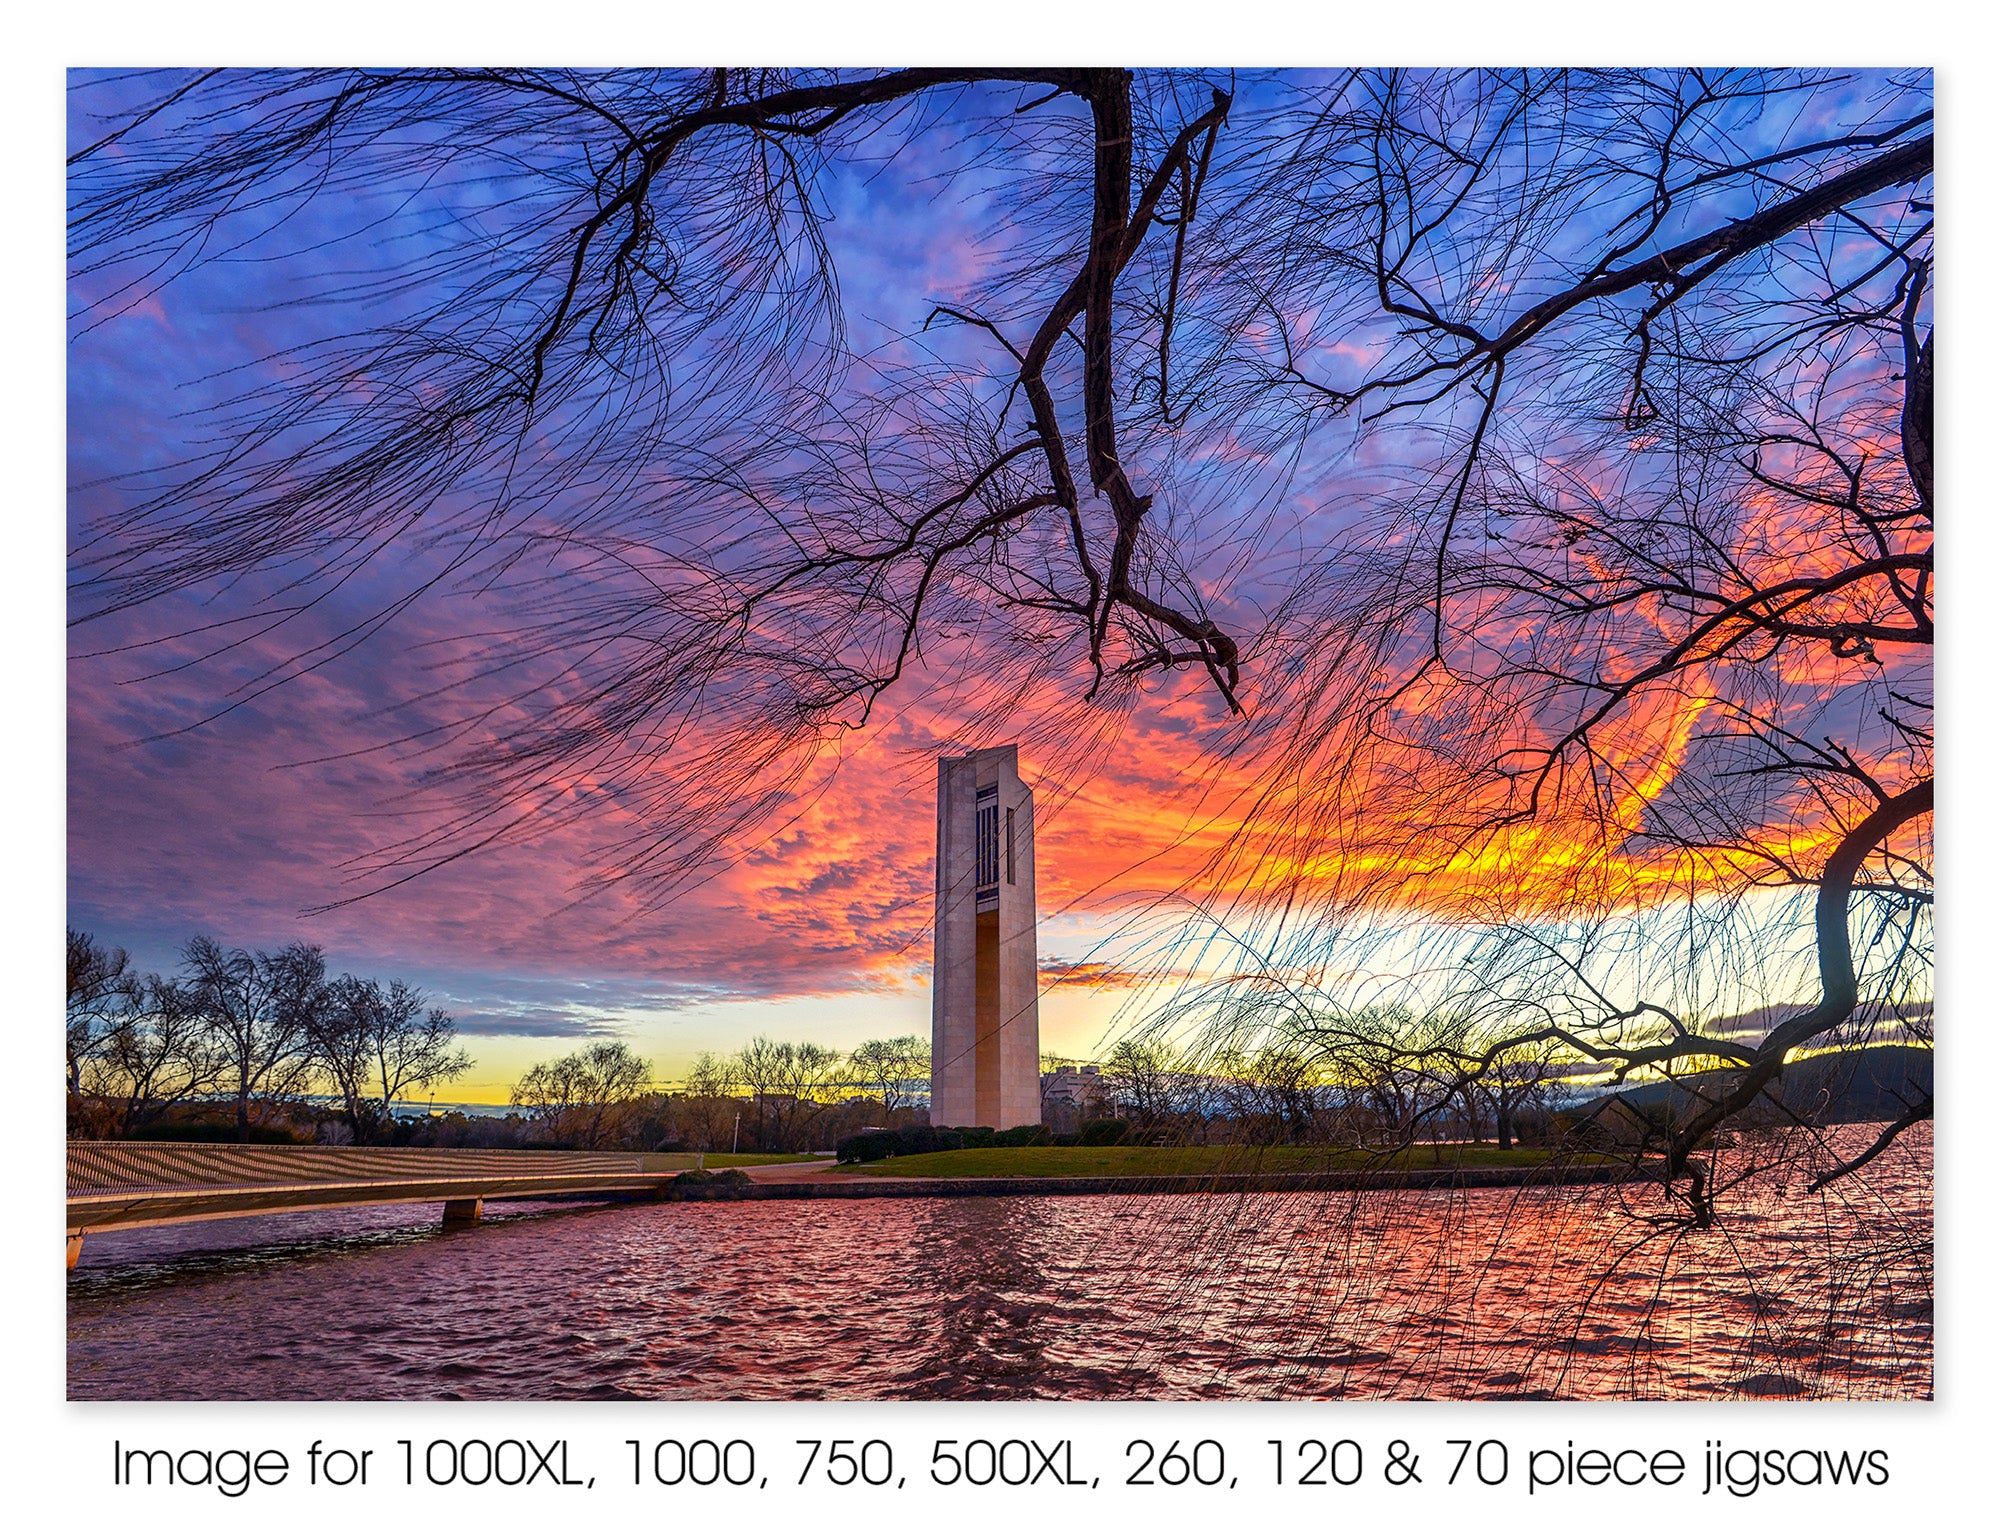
left=931, top=744, right=1040, bottom=1129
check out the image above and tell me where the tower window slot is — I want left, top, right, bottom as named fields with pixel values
left=975, top=785, right=999, bottom=892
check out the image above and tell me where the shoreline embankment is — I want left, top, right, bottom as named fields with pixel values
left=688, top=1162, right=1663, bottom=1200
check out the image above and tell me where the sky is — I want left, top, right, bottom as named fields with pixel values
left=66, top=69, right=1932, bottom=1102
left=63, top=72, right=1284, bottom=1096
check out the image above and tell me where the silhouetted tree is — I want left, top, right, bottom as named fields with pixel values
left=181, top=937, right=327, bottom=1141
left=731, top=1035, right=846, bottom=1150
left=849, top=1034, right=929, bottom=1114
left=511, top=1039, right=654, bottom=1149
left=66, top=927, right=137, bottom=1099
left=1470, top=1035, right=1568, bottom=1151
left=1214, top=1042, right=1325, bottom=1145
left=309, top=975, right=470, bottom=1142
left=77, top=973, right=224, bottom=1138
left=1099, top=1035, right=1188, bottom=1134
left=657, top=1051, right=739, bottom=1150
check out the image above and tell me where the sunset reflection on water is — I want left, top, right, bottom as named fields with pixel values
left=68, top=1128, right=1929, bottom=1401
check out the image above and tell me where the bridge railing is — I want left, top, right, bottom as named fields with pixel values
left=67, top=1142, right=647, bottom=1196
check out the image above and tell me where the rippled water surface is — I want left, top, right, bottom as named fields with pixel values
left=68, top=1129, right=1931, bottom=1401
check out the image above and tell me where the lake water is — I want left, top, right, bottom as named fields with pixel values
left=67, top=1127, right=1931, bottom=1401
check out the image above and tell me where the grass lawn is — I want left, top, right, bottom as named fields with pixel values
left=845, top=1144, right=1609, bottom=1178
left=638, top=1152, right=822, bottom=1172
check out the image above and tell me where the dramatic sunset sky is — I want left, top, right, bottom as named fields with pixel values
left=67, top=69, right=1928, bottom=1102
left=65, top=72, right=1285, bottom=1099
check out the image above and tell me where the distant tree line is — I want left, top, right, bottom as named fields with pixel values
left=498, top=1018, right=1580, bottom=1157
left=65, top=933, right=941, bottom=1153
left=1063, top=1003, right=1922, bottom=1153
left=501, top=1033, right=933, bottom=1153
left=66, top=927, right=469, bottom=1143
left=66, top=927, right=1616, bottom=1155
left=1064, top=1014, right=1576, bottom=1150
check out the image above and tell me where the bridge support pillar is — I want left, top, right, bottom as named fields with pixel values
left=442, top=1198, right=483, bottom=1227
left=67, top=1230, right=83, bottom=1271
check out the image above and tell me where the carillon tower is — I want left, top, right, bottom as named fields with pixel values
left=931, top=744, right=1041, bottom=1128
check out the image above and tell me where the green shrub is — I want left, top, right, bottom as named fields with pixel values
left=836, top=1125, right=967, bottom=1162
left=836, top=1132, right=895, bottom=1163
left=995, top=1124, right=1051, bottom=1147
left=1078, top=1118, right=1131, bottom=1146
left=663, top=1165, right=753, bottom=1199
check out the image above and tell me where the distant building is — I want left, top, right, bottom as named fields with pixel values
left=1038, top=1063, right=1105, bottom=1135
left=1040, top=1064, right=1104, bottom=1109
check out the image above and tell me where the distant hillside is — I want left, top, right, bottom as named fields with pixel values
left=1690, top=1002, right=1932, bottom=1042
left=1604, top=1045, right=1932, bottom=1125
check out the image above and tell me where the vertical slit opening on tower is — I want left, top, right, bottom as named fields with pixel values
left=975, top=783, right=999, bottom=908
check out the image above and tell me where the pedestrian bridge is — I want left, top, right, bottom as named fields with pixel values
left=66, top=1142, right=667, bottom=1268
